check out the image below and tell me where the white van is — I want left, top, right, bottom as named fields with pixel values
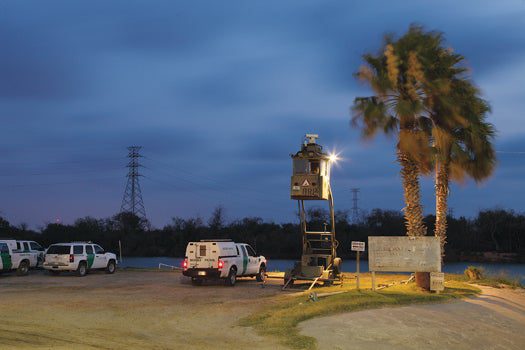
left=182, top=239, right=267, bottom=286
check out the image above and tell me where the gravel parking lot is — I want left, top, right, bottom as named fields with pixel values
left=0, top=269, right=287, bottom=350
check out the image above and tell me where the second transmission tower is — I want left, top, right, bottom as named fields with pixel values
left=351, top=188, right=360, bottom=222
left=120, top=146, right=147, bottom=221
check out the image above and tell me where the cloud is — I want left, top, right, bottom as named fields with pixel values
left=0, top=0, right=524, bottom=226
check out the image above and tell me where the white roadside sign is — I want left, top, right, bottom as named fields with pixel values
left=430, top=272, right=445, bottom=291
left=368, top=236, right=441, bottom=272
left=351, top=241, right=366, bottom=252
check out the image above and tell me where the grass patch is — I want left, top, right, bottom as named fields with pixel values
left=462, top=266, right=523, bottom=289
left=239, top=278, right=479, bottom=350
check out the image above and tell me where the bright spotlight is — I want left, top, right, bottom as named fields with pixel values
left=329, top=153, right=339, bottom=163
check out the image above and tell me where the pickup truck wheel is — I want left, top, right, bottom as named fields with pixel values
left=17, top=261, right=30, bottom=276
left=76, top=262, right=87, bottom=277
left=225, top=268, right=237, bottom=287
left=106, top=260, right=116, bottom=274
left=256, top=266, right=266, bottom=282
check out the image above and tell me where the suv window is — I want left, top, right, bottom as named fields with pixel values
left=0, top=243, right=8, bottom=254
left=47, top=245, right=71, bottom=254
left=246, top=245, right=257, bottom=257
left=16, top=242, right=22, bottom=250
left=85, top=245, right=93, bottom=254
left=73, top=245, right=83, bottom=254
left=30, top=242, right=43, bottom=251
left=94, top=245, right=104, bottom=254
left=23, top=242, right=30, bottom=251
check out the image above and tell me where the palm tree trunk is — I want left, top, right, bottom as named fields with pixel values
left=398, top=151, right=429, bottom=289
left=434, top=160, right=449, bottom=262
left=397, top=151, right=427, bottom=236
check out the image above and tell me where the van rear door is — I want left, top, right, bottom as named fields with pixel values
left=188, top=242, right=216, bottom=269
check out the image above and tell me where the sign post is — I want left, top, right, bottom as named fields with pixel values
left=351, top=241, right=365, bottom=290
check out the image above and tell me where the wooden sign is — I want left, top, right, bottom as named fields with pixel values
left=368, top=236, right=441, bottom=272
left=351, top=241, right=365, bottom=252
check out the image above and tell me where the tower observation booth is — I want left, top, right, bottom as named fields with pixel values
left=285, top=134, right=342, bottom=288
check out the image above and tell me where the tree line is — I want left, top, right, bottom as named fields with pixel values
left=1, top=207, right=523, bottom=262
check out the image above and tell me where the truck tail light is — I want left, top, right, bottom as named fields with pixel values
left=182, top=258, right=188, bottom=271
left=218, top=259, right=224, bottom=269
left=69, top=254, right=74, bottom=263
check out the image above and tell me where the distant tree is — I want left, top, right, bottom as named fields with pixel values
left=208, top=206, right=225, bottom=231
left=111, top=212, right=148, bottom=233
left=0, top=216, right=11, bottom=234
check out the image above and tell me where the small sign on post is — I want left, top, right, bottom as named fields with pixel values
left=351, top=241, right=366, bottom=290
left=351, top=241, right=365, bottom=252
left=430, top=272, right=445, bottom=293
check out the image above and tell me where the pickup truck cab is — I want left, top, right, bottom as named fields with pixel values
left=16, top=240, right=45, bottom=267
left=0, top=239, right=38, bottom=276
left=182, top=239, right=266, bottom=286
left=43, top=242, right=117, bottom=277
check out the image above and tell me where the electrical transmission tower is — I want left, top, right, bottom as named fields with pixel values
left=351, top=188, right=360, bottom=222
left=120, top=146, right=147, bottom=221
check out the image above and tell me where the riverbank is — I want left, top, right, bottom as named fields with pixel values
left=120, top=257, right=525, bottom=284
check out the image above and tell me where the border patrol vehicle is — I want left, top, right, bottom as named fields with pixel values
left=43, top=242, right=117, bottom=277
left=0, top=239, right=38, bottom=276
left=182, top=240, right=266, bottom=286
left=16, top=240, right=45, bottom=267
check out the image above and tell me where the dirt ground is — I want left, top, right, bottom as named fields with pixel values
left=0, top=269, right=289, bottom=350
left=300, top=285, right=525, bottom=350
left=3, top=270, right=525, bottom=350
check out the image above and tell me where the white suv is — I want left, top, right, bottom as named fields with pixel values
left=43, top=242, right=117, bottom=277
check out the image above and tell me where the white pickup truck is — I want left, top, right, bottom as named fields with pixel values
left=182, top=240, right=267, bottom=286
left=0, top=239, right=38, bottom=276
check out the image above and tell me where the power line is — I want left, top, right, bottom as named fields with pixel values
left=0, top=176, right=120, bottom=188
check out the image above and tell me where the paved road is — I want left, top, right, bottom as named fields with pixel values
left=300, top=285, right=525, bottom=350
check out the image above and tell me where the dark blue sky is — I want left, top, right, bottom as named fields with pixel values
left=1, top=1, right=524, bottom=228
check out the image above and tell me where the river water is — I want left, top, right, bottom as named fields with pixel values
left=120, top=257, right=525, bottom=284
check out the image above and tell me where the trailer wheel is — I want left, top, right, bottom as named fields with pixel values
left=225, top=268, right=237, bottom=286
left=17, top=260, right=30, bottom=276
left=256, top=265, right=266, bottom=282
left=76, top=262, right=87, bottom=277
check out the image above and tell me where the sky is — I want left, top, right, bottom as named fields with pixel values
left=1, top=0, right=524, bottom=228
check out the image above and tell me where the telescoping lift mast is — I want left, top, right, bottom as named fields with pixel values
left=284, top=134, right=342, bottom=288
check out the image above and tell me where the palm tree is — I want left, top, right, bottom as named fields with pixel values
left=352, top=26, right=442, bottom=237
left=432, top=80, right=496, bottom=258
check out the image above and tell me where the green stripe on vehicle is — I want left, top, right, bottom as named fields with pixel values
left=242, top=248, right=248, bottom=275
left=1, top=252, right=12, bottom=270
left=87, top=254, right=94, bottom=268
